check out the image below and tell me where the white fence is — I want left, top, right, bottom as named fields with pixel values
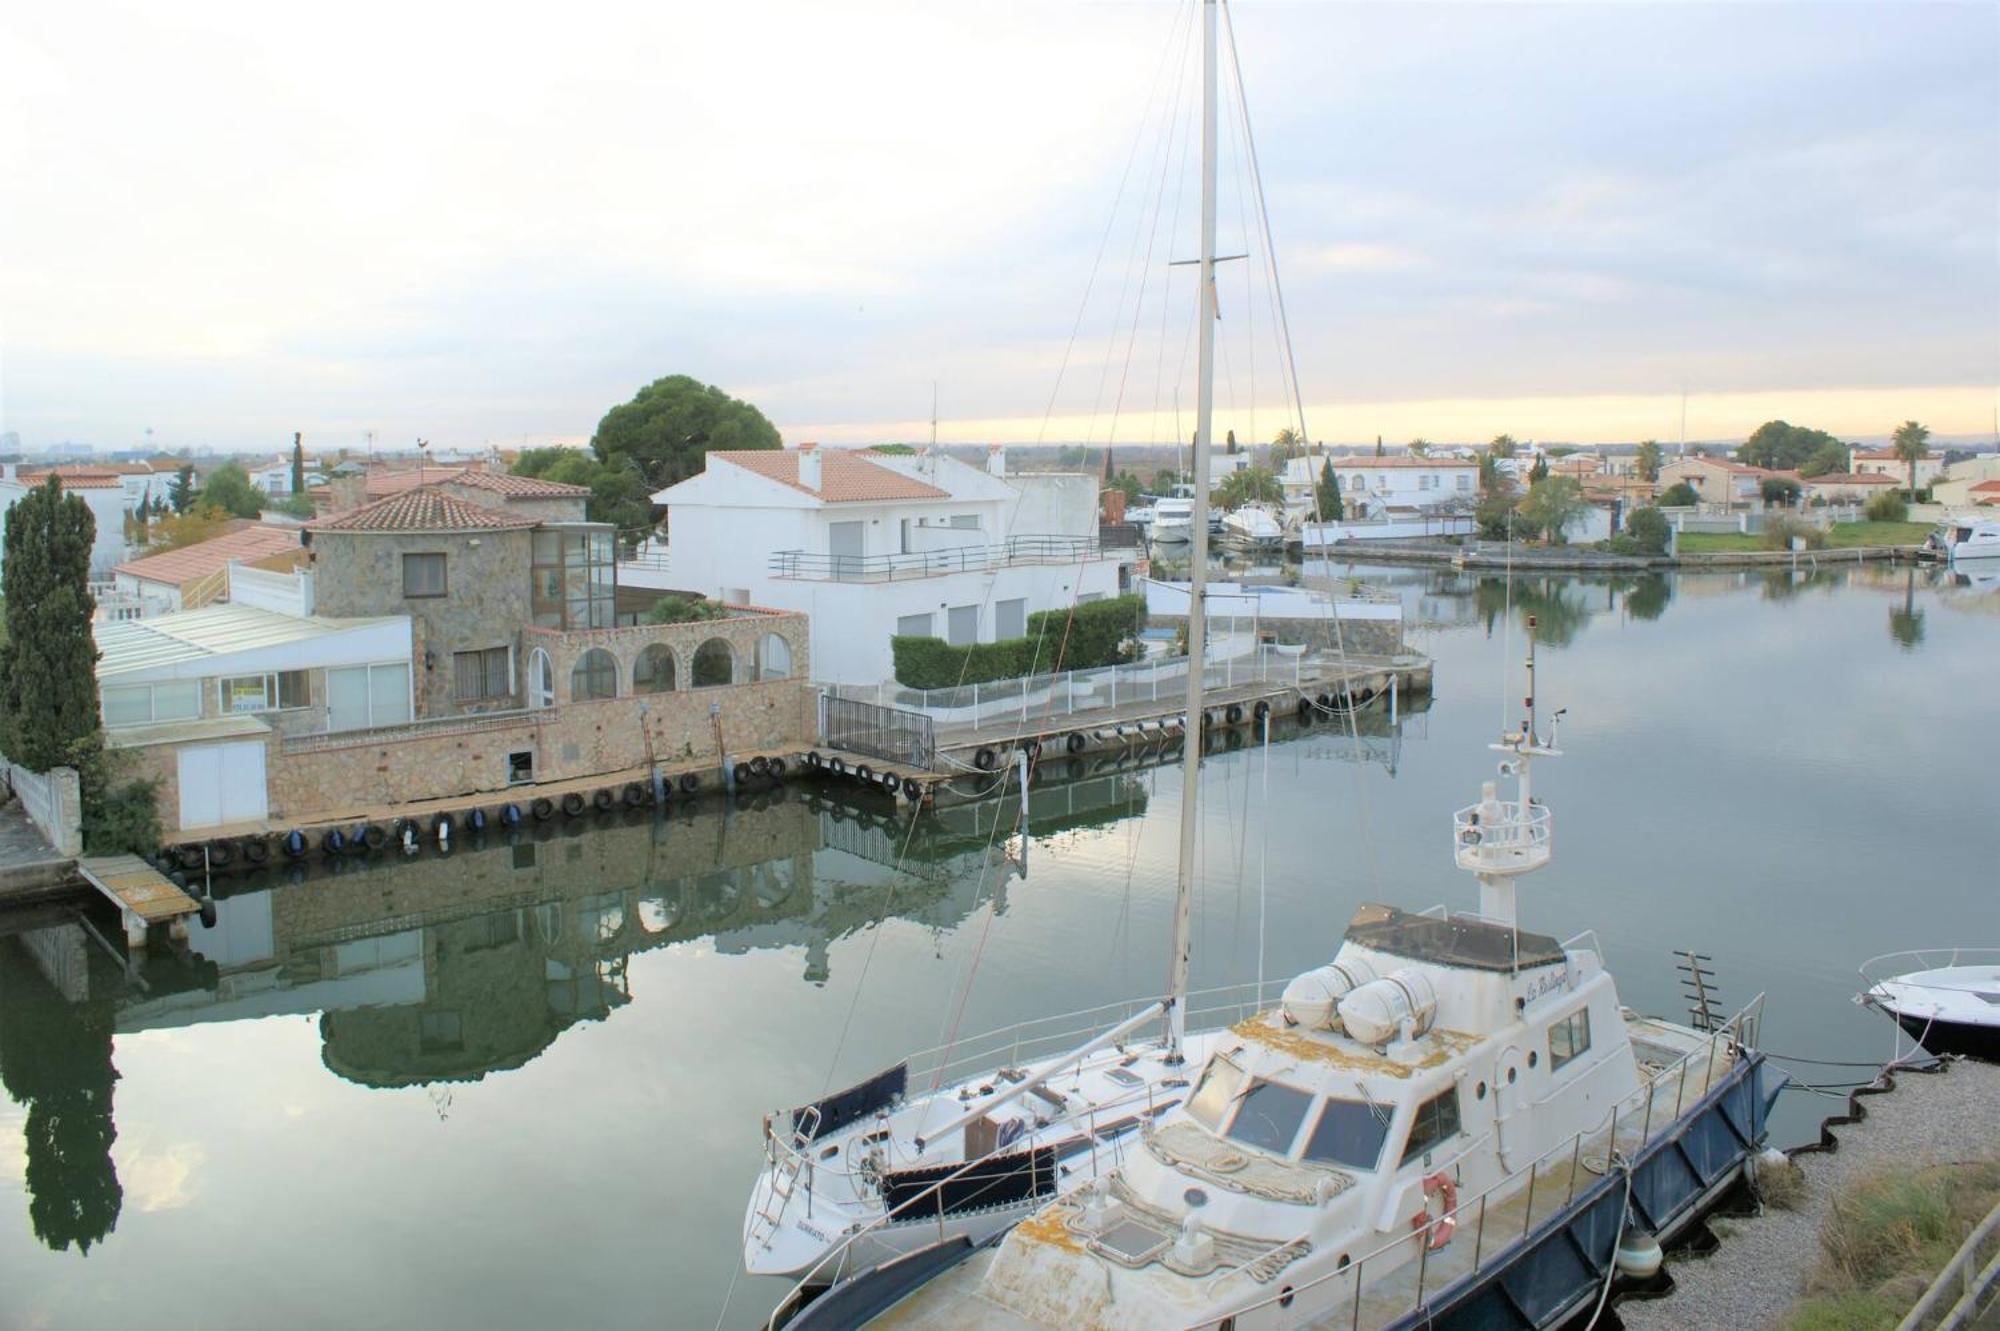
left=829, top=643, right=1327, bottom=728
left=2, top=758, right=82, bottom=857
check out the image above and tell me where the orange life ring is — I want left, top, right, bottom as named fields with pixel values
left=1409, top=1171, right=1458, bottom=1250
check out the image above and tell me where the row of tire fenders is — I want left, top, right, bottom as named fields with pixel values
left=964, top=684, right=1379, bottom=773
left=162, top=757, right=797, bottom=874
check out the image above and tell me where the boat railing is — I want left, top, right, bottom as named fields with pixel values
left=1859, top=947, right=2000, bottom=991
left=1451, top=800, right=1551, bottom=875
left=760, top=980, right=1285, bottom=1190
left=899, top=978, right=1287, bottom=1096
left=1201, top=994, right=1767, bottom=1329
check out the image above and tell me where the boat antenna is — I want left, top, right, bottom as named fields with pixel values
left=1164, top=0, right=1221, bottom=1064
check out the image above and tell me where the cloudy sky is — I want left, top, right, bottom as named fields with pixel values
left=1, top=0, right=1993, bottom=455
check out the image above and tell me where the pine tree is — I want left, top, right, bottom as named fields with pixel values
left=168, top=464, right=194, bottom=513
left=1316, top=459, right=1343, bottom=521
left=0, top=479, right=102, bottom=772
left=290, top=432, right=305, bottom=494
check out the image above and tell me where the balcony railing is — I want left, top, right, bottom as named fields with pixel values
left=769, top=535, right=1103, bottom=582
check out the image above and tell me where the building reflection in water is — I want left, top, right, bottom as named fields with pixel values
left=0, top=717, right=1423, bottom=1250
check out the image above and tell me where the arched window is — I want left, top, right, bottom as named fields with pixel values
left=754, top=633, right=792, bottom=681
left=571, top=647, right=618, bottom=701
left=633, top=643, right=677, bottom=693
left=691, top=638, right=735, bottom=688
left=527, top=648, right=555, bottom=709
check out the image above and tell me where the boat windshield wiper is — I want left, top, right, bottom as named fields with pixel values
left=1354, top=1077, right=1393, bottom=1129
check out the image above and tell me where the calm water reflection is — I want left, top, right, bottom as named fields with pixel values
left=2, top=563, right=1993, bottom=1330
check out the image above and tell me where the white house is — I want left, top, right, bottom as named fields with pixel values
left=96, top=602, right=414, bottom=830
left=647, top=445, right=1125, bottom=686
left=1323, top=455, right=1479, bottom=517
left=0, top=465, right=132, bottom=579
left=1850, top=448, right=1945, bottom=489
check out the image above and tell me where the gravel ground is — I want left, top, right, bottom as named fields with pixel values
left=1618, top=1054, right=2000, bottom=1330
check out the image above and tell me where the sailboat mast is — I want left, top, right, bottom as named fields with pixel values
left=1166, top=0, right=1220, bottom=1061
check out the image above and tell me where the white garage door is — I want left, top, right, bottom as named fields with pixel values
left=178, top=741, right=269, bottom=829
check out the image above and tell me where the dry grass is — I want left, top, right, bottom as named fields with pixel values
left=1781, top=1156, right=2000, bottom=1329
left=1757, top=1154, right=1810, bottom=1212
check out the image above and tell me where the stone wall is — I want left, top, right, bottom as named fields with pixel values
left=309, top=527, right=535, bottom=717
left=260, top=675, right=816, bottom=826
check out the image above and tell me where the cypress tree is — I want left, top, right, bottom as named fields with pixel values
left=0, top=479, right=102, bottom=772
left=168, top=465, right=194, bottom=513
left=290, top=432, right=305, bottom=494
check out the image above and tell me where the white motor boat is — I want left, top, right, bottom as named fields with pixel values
left=1924, top=516, right=2000, bottom=562
left=1858, top=948, right=2000, bottom=1059
left=1221, top=504, right=1287, bottom=551
left=1150, top=497, right=1194, bottom=544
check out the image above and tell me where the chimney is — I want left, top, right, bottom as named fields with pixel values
left=329, top=475, right=365, bottom=512
left=797, top=442, right=821, bottom=492
left=986, top=443, right=1006, bottom=478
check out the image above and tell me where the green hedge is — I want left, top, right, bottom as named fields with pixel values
left=893, top=594, right=1145, bottom=690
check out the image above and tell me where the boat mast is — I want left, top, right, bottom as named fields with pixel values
left=1166, top=0, right=1220, bottom=1062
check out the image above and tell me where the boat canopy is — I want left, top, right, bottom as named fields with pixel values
left=1342, top=902, right=1566, bottom=973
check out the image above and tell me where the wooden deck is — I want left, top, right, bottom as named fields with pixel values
left=75, top=854, right=201, bottom=948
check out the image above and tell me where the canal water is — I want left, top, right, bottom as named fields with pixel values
left=2, top=563, right=1993, bottom=1330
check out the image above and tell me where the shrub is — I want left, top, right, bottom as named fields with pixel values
left=1762, top=516, right=1827, bottom=551
left=892, top=595, right=1145, bottom=689
left=1623, top=506, right=1670, bottom=555
left=1761, top=476, right=1802, bottom=505
left=1658, top=481, right=1699, bottom=508
left=1864, top=491, right=1909, bottom=523
left=72, top=740, right=161, bottom=857
left=643, top=594, right=726, bottom=625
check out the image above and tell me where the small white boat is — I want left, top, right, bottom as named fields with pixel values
left=1858, top=948, right=2000, bottom=1059
left=1924, top=516, right=2000, bottom=561
left=1150, top=497, right=1194, bottom=544
left=1221, top=504, right=1286, bottom=550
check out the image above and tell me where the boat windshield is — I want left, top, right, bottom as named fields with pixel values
left=1300, top=1096, right=1394, bottom=1171
left=1185, top=1054, right=1247, bottom=1130
left=1224, top=1080, right=1314, bottom=1155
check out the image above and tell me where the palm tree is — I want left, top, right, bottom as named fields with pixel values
left=1488, top=434, right=1518, bottom=459
left=1635, top=440, right=1663, bottom=482
left=1891, top=420, right=1931, bottom=500
left=1408, top=438, right=1431, bottom=458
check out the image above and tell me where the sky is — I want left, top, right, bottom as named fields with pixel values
left=1, top=0, right=1994, bottom=456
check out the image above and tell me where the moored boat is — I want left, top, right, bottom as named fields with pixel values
left=1923, top=516, right=2000, bottom=562
left=1858, top=948, right=2000, bottom=1059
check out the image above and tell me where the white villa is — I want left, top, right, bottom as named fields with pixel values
left=1303, top=455, right=1479, bottom=518
left=648, top=445, right=1126, bottom=686
left=1850, top=448, right=1945, bottom=489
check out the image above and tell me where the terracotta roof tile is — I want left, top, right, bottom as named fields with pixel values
left=1804, top=472, right=1895, bottom=486
left=1328, top=455, right=1478, bottom=469
left=305, top=487, right=539, bottom=533
left=712, top=448, right=950, bottom=502
left=114, top=524, right=303, bottom=586
left=18, top=465, right=125, bottom=489
left=365, top=466, right=465, bottom=498
left=448, top=470, right=592, bottom=499
left=1967, top=480, right=2000, bottom=492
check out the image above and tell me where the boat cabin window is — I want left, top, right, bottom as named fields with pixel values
left=1224, top=1080, right=1314, bottom=1155
left=1300, top=1097, right=1393, bottom=1171
left=1399, top=1087, right=1463, bottom=1167
left=1186, top=1055, right=1247, bottom=1131
left=1550, top=1008, right=1592, bottom=1071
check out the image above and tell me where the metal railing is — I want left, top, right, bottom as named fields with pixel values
left=770, top=535, right=1103, bottom=582
left=1202, top=994, right=1766, bottom=1329
left=821, top=695, right=935, bottom=768
left=280, top=706, right=537, bottom=754
left=830, top=643, right=1346, bottom=728
left=1452, top=801, right=1552, bottom=875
